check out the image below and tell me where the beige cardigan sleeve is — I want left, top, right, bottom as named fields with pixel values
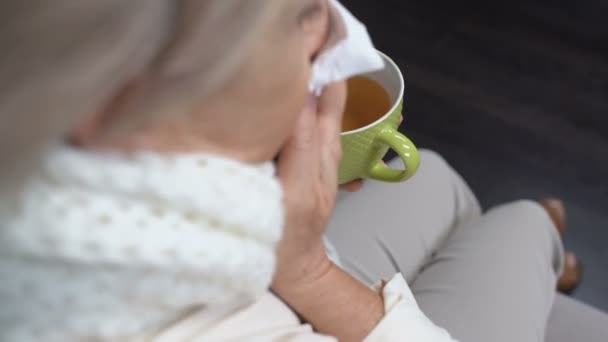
left=141, top=273, right=455, bottom=342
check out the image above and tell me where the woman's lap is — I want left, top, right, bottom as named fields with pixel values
left=327, top=150, right=482, bottom=284
left=328, top=149, right=608, bottom=341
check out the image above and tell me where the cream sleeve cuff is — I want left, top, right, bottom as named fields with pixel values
left=363, top=273, right=458, bottom=342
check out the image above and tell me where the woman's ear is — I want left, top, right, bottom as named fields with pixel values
left=302, top=0, right=331, bottom=61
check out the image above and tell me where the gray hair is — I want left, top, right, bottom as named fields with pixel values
left=0, top=0, right=282, bottom=207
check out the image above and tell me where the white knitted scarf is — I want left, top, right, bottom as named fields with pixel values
left=0, top=145, right=284, bottom=341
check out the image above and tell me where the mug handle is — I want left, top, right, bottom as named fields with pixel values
left=366, top=127, right=420, bottom=182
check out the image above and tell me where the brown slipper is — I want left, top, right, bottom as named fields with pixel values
left=540, top=198, right=566, bottom=237
left=539, top=198, right=583, bottom=294
left=557, top=252, right=583, bottom=294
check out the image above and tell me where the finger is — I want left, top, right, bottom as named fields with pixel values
left=339, top=179, right=364, bottom=192
left=286, top=95, right=318, bottom=150
left=399, top=115, right=403, bottom=125
left=316, top=81, right=346, bottom=189
left=317, top=82, right=346, bottom=154
left=318, top=81, right=346, bottom=118
left=318, top=135, right=341, bottom=192
left=276, top=98, right=319, bottom=183
left=317, top=81, right=347, bottom=135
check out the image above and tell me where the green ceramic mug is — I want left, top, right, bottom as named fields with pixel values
left=338, top=51, right=420, bottom=184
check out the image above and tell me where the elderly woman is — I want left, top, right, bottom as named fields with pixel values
left=1, top=1, right=607, bottom=341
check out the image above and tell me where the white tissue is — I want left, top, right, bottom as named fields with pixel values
left=308, top=0, right=385, bottom=95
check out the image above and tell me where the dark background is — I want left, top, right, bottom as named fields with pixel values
left=342, top=0, right=608, bottom=311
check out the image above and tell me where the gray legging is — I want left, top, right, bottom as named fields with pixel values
left=328, top=150, right=608, bottom=342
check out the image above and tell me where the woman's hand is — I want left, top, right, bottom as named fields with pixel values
left=273, top=81, right=346, bottom=287
left=272, top=82, right=385, bottom=341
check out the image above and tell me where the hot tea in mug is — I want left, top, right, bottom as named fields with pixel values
left=338, top=51, right=420, bottom=184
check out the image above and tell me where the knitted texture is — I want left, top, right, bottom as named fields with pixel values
left=0, top=146, right=284, bottom=341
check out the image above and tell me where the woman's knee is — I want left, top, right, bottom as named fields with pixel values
left=412, top=150, right=457, bottom=187
left=508, top=199, right=550, bottom=221
left=416, top=150, right=481, bottom=220
left=493, top=199, right=557, bottom=243
left=418, top=149, right=451, bottom=173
